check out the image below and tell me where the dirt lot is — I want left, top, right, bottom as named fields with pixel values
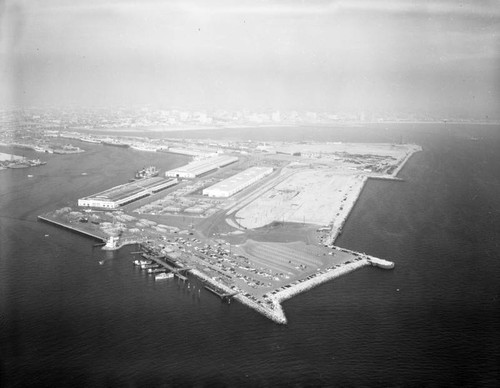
left=235, top=168, right=360, bottom=229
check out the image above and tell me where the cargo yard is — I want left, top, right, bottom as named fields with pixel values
left=40, top=138, right=421, bottom=323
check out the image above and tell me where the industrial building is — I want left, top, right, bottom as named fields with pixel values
left=78, top=177, right=178, bottom=209
left=203, top=166, right=273, bottom=198
left=165, top=155, right=238, bottom=179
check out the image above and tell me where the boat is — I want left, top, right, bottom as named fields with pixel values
left=148, top=268, right=165, bottom=274
left=28, top=159, right=47, bottom=167
left=141, top=264, right=159, bottom=270
left=155, top=272, right=174, bottom=280
left=52, top=144, right=84, bottom=154
left=134, top=166, right=159, bottom=179
left=133, top=259, right=152, bottom=266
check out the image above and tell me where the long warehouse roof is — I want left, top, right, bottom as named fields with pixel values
left=166, top=155, right=238, bottom=176
left=204, top=166, right=273, bottom=193
left=81, top=177, right=175, bottom=202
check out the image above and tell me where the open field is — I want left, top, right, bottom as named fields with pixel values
left=235, top=168, right=362, bottom=229
left=271, top=142, right=411, bottom=158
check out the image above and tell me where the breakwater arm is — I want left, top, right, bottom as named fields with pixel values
left=392, top=145, right=422, bottom=177
left=38, top=215, right=106, bottom=242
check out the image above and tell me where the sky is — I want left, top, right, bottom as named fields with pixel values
left=1, top=0, right=499, bottom=118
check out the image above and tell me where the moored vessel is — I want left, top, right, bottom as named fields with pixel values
left=134, top=166, right=159, bottom=179
left=155, top=272, right=174, bottom=280
left=133, top=259, right=152, bottom=266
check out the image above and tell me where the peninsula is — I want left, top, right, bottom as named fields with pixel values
left=39, top=135, right=421, bottom=323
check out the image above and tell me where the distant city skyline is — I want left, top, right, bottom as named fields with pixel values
left=1, top=0, right=499, bottom=119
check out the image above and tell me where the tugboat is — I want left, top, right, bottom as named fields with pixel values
left=134, top=166, right=159, bottom=180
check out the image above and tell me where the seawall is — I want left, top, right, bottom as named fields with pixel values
left=38, top=215, right=106, bottom=242
left=326, top=175, right=368, bottom=245
left=325, top=145, right=422, bottom=246
left=392, top=145, right=422, bottom=177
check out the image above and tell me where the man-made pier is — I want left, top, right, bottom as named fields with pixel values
left=136, top=252, right=192, bottom=281
left=203, top=283, right=239, bottom=302
left=38, top=215, right=106, bottom=242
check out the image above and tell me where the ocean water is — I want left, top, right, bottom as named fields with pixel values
left=1, top=124, right=499, bottom=387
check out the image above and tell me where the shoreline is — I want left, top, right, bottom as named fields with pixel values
left=269, top=260, right=371, bottom=322
left=392, top=145, right=422, bottom=177
left=38, top=204, right=396, bottom=325
left=190, top=255, right=393, bottom=325
left=38, top=215, right=142, bottom=250
left=325, top=175, right=368, bottom=245
left=234, top=257, right=394, bottom=324
left=72, top=120, right=500, bottom=134
left=323, top=145, right=422, bottom=246
left=37, top=212, right=397, bottom=323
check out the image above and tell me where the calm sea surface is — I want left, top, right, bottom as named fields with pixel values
left=1, top=124, right=499, bottom=387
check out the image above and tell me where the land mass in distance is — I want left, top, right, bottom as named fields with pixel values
left=39, top=135, right=421, bottom=323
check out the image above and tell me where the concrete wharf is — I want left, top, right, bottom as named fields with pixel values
left=38, top=215, right=106, bottom=242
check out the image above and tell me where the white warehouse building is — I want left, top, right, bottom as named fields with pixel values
left=165, top=155, right=238, bottom=179
left=78, top=177, right=178, bottom=209
left=203, top=166, right=273, bottom=198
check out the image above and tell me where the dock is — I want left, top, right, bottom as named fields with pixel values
left=203, top=283, right=239, bottom=302
left=139, top=252, right=193, bottom=281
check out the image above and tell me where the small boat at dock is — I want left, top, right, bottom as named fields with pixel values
left=148, top=268, right=165, bottom=274
left=155, top=272, right=174, bottom=280
left=133, top=259, right=152, bottom=266
left=141, top=264, right=160, bottom=270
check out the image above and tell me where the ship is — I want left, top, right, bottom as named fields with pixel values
left=102, top=140, right=130, bottom=148
left=33, top=146, right=50, bottom=153
left=79, top=137, right=102, bottom=144
left=52, top=144, right=84, bottom=154
left=28, top=159, right=47, bottom=167
left=130, top=144, right=159, bottom=152
left=134, top=166, right=159, bottom=180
